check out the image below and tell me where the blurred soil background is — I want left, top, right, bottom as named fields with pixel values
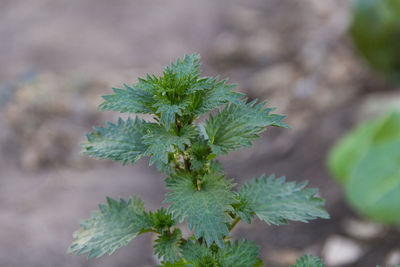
left=1, top=0, right=400, bottom=266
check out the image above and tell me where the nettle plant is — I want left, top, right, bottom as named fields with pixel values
left=68, top=54, right=329, bottom=266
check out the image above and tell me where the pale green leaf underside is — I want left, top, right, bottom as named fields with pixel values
left=238, top=175, right=329, bottom=225
left=291, top=254, right=325, bottom=267
left=165, top=173, right=235, bottom=247
left=205, top=100, right=288, bottom=155
left=68, top=196, right=151, bottom=258
left=83, top=117, right=150, bottom=165
left=99, top=83, right=155, bottom=114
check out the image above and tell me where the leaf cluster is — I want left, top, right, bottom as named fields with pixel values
left=70, top=54, right=329, bottom=266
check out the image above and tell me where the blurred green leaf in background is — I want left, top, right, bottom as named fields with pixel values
left=350, top=0, right=400, bottom=81
left=328, top=111, right=400, bottom=224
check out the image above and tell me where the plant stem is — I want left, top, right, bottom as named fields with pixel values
left=140, top=228, right=158, bottom=235
left=183, top=144, right=191, bottom=171
left=229, top=217, right=241, bottom=232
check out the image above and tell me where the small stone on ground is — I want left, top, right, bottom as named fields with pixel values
left=322, top=235, right=363, bottom=266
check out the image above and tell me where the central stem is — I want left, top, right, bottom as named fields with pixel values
left=228, top=217, right=241, bottom=232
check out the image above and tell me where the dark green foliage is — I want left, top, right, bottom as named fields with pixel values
left=350, top=0, right=400, bottom=80
left=70, top=54, right=328, bottom=265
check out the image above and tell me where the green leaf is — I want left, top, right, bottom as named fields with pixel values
left=154, top=228, right=183, bottom=264
left=231, top=195, right=254, bottom=224
left=217, top=240, right=260, bottom=267
left=327, top=117, right=380, bottom=185
left=347, top=141, right=400, bottom=223
left=188, top=140, right=212, bottom=171
left=99, top=83, right=155, bottom=114
left=204, top=100, right=288, bottom=155
left=328, top=112, right=400, bottom=184
left=181, top=240, right=217, bottom=266
left=237, top=175, right=329, bottom=225
left=149, top=54, right=200, bottom=128
left=165, top=172, right=236, bottom=247
left=191, top=77, right=243, bottom=115
left=146, top=208, right=177, bottom=234
left=166, top=53, right=201, bottom=80
left=328, top=111, right=400, bottom=223
left=68, top=196, right=151, bottom=258
left=82, top=117, right=150, bottom=165
left=143, top=124, right=198, bottom=166
left=290, top=254, right=325, bottom=267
